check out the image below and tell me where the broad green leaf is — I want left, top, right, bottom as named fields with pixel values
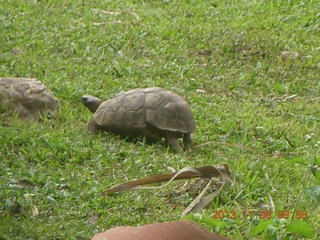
left=311, top=158, right=320, bottom=183
left=46, top=196, right=57, bottom=204
left=289, top=157, right=306, bottom=164
left=286, top=222, right=316, bottom=238
left=311, top=166, right=320, bottom=183
left=201, top=217, right=227, bottom=228
left=250, top=220, right=274, bottom=237
left=305, top=185, right=320, bottom=202
left=182, top=213, right=201, bottom=221
left=183, top=214, right=195, bottom=221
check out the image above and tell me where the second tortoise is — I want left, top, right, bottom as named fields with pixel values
left=82, top=87, right=197, bottom=153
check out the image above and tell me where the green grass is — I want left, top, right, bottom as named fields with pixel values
left=1, top=0, right=320, bottom=239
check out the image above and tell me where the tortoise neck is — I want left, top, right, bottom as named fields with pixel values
left=90, top=101, right=101, bottom=113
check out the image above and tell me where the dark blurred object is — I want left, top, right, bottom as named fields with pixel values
left=91, top=220, right=231, bottom=240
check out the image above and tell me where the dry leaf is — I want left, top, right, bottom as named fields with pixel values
left=196, top=89, right=207, bottom=93
left=102, top=164, right=233, bottom=216
left=6, top=202, right=22, bottom=217
left=16, top=179, right=34, bottom=188
left=32, top=206, right=39, bottom=217
left=88, top=215, right=99, bottom=225
left=91, top=9, right=140, bottom=20
left=281, top=51, right=299, bottom=61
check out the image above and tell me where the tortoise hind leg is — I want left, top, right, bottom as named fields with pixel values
left=165, top=131, right=182, bottom=153
left=183, top=133, right=193, bottom=148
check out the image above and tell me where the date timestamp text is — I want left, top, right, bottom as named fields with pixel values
left=211, top=210, right=308, bottom=219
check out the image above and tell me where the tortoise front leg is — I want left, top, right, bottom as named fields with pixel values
left=88, top=119, right=100, bottom=134
left=183, top=133, right=193, bottom=148
left=183, top=133, right=192, bottom=149
left=165, top=131, right=182, bottom=153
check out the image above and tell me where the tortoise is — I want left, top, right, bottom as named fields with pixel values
left=82, top=87, right=196, bottom=153
left=0, top=77, right=59, bottom=119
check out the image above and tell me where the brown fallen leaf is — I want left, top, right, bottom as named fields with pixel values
left=102, top=164, right=233, bottom=216
left=32, top=206, right=39, bottom=217
left=16, top=179, right=35, bottom=188
left=281, top=51, right=299, bottom=61
left=6, top=202, right=22, bottom=217
left=198, top=49, right=212, bottom=56
left=196, top=89, right=207, bottom=93
left=88, top=215, right=100, bottom=225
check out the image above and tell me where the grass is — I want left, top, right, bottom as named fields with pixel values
left=1, top=0, right=320, bottom=239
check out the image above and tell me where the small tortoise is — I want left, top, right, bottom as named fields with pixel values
left=82, top=87, right=196, bottom=153
left=0, top=77, right=59, bottom=119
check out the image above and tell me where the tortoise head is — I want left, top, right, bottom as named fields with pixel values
left=82, top=95, right=102, bottom=113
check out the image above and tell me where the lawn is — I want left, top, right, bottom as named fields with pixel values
left=0, top=0, right=319, bottom=239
